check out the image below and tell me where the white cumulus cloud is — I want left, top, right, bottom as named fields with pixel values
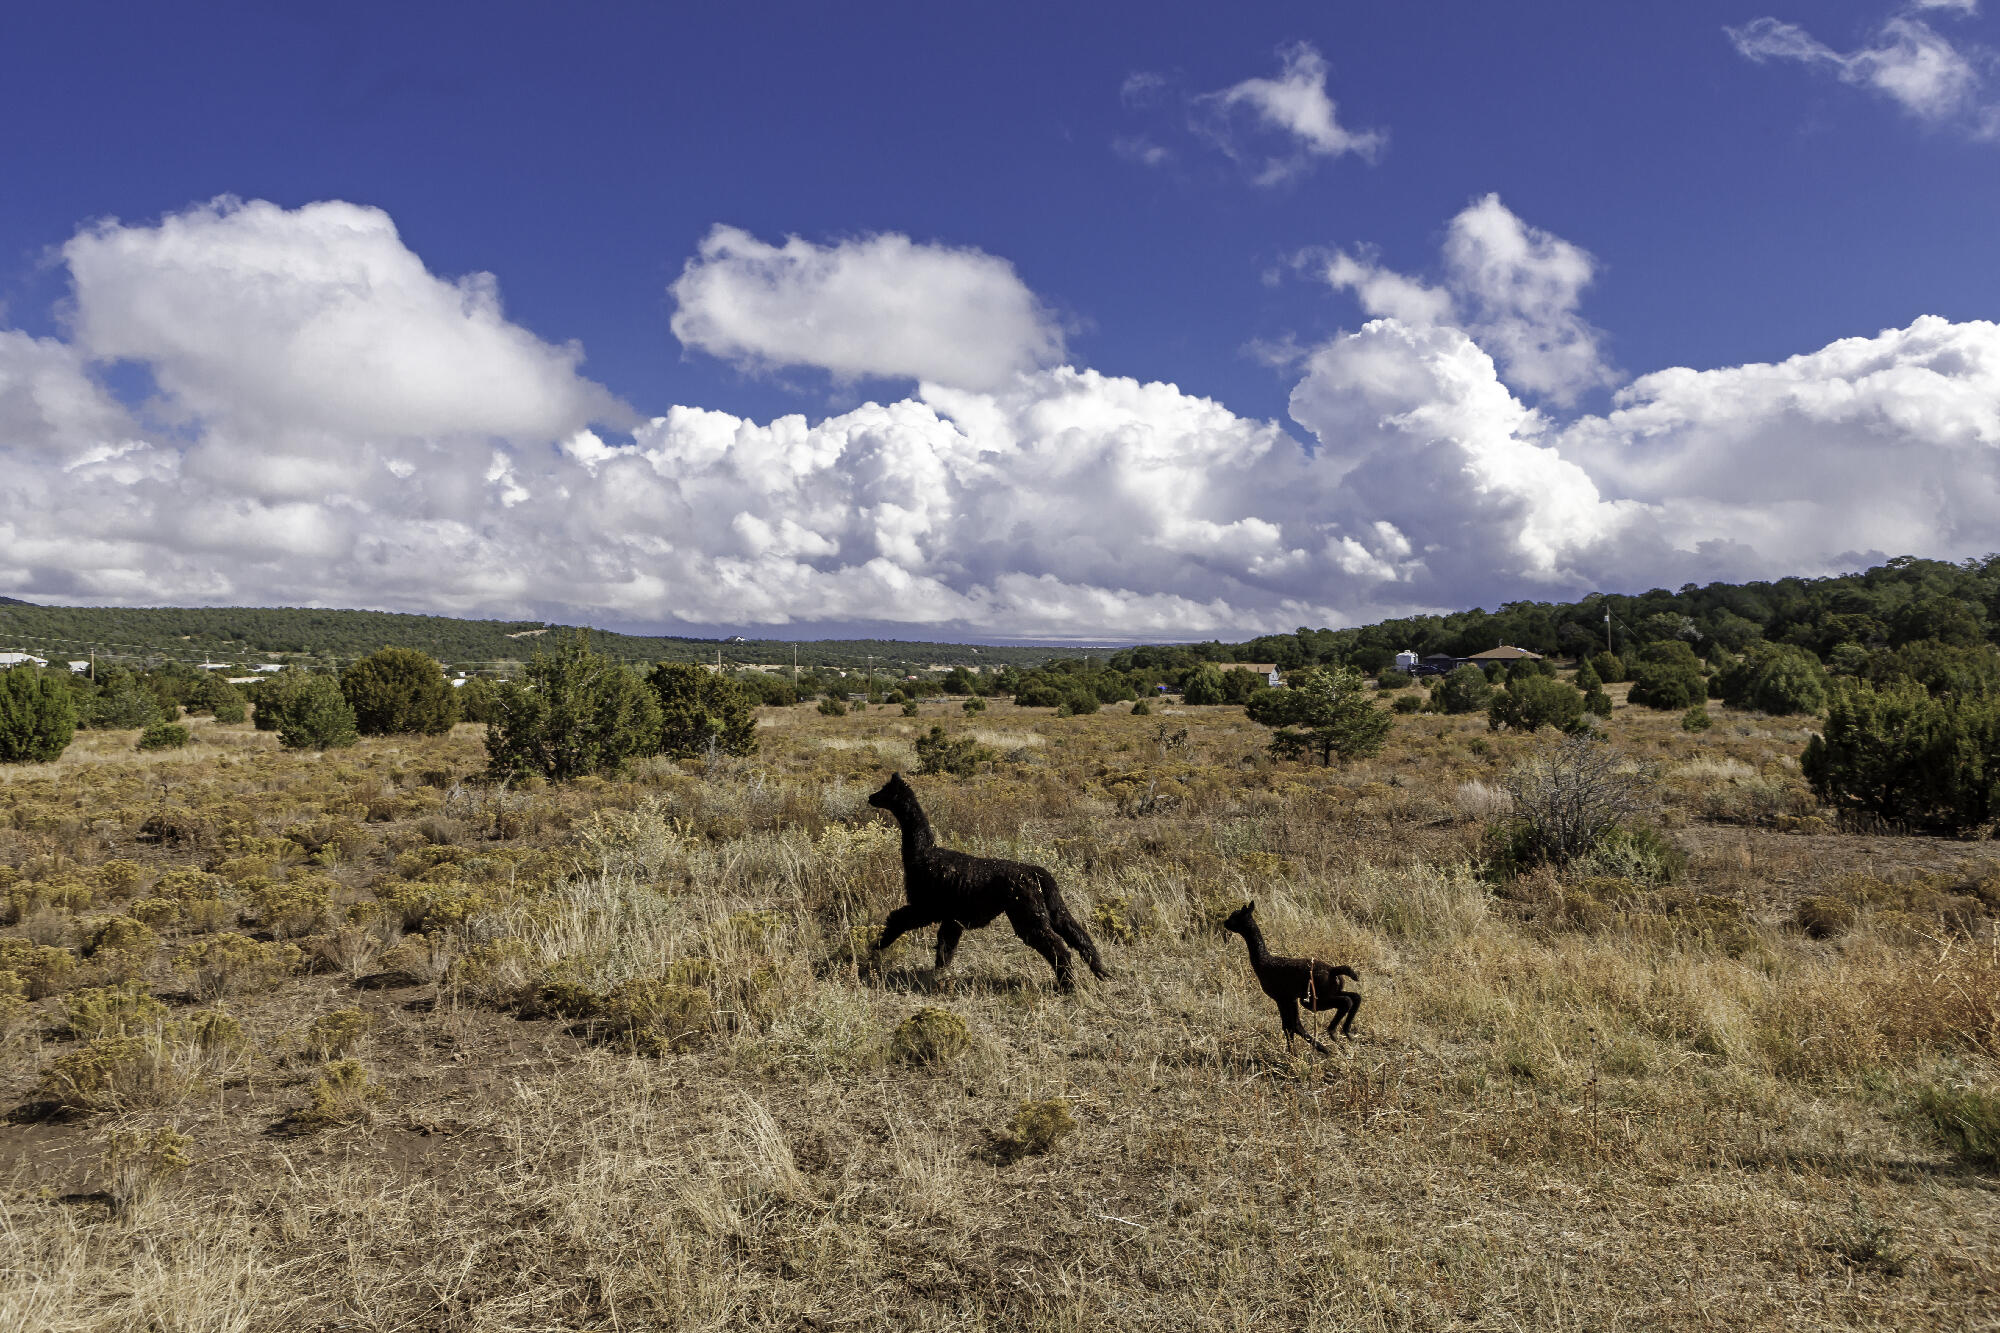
left=668, top=225, right=1065, bottom=392
left=9, top=197, right=2000, bottom=639
left=1318, top=195, right=1614, bottom=404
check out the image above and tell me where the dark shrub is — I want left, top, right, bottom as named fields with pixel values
left=340, top=647, right=460, bottom=736
left=260, top=672, right=358, bottom=750
left=1716, top=643, right=1827, bottom=716
left=1588, top=651, right=1625, bottom=684
left=483, top=633, right=661, bottom=781
left=0, top=665, right=76, bottom=763
left=646, top=662, right=758, bottom=759
left=1628, top=642, right=1707, bottom=711
left=1247, top=666, right=1392, bottom=766
left=136, top=722, right=190, bottom=751
left=914, top=726, right=992, bottom=777
left=1803, top=677, right=2000, bottom=832
left=1433, top=664, right=1494, bottom=715
left=1488, top=675, right=1586, bottom=733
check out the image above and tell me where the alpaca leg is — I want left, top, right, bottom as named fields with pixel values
left=876, top=905, right=929, bottom=953
left=1007, top=904, right=1075, bottom=991
left=1330, top=990, right=1361, bottom=1037
left=934, top=922, right=964, bottom=971
left=1041, top=875, right=1111, bottom=979
left=1280, top=997, right=1330, bottom=1055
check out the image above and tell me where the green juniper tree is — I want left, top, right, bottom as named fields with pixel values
left=484, top=633, right=662, bottom=781
left=340, top=647, right=460, bottom=736
left=0, top=665, right=76, bottom=763
left=646, top=661, right=759, bottom=759
left=1246, top=665, right=1393, bottom=766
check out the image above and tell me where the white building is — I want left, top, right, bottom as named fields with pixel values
left=0, top=652, right=48, bottom=668
left=1394, top=650, right=1420, bottom=672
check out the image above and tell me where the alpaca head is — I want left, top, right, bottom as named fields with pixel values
left=1221, top=901, right=1256, bottom=936
left=868, top=772, right=914, bottom=811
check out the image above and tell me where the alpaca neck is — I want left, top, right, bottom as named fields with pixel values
left=888, top=799, right=936, bottom=857
left=1236, top=920, right=1271, bottom=969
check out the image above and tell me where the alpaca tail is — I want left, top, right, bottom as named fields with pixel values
left=1039, top=869, right=1111, bottom=980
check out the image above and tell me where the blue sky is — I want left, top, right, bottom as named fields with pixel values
left=4, top=1, right=1999, bottom=638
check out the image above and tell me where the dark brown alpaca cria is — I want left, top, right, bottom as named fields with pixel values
left=869, top=773, right=1109, bottom=991
left=1223, top=901, right=1359, bottom=1054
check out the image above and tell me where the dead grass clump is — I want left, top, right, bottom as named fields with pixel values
left=1793, top=895, right=1858, bottom=938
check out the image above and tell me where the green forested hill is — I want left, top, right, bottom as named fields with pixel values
left=0, top=603, right=1068, bottom=673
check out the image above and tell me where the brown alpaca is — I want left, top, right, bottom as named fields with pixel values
left=1222, top=901, right=1360, bottom=1053
left=868, top=773, right=1109, bottom=991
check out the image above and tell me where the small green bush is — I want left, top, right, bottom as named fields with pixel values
left=136, top=722, right=190, bottom=751
left=893, top=1007, right=970, bottom=1066
left=915, top=726, right=993, bottom=777
left=1376, top=669, right=1412, bottom=690
left=1391, top=693, right=1423, bottom=714
left=601, top=977, right=711, bottom=1054
left=819, top=697, right=848, bottom=717
left=1915, top=1083, right=2000, bottom=1169
left=1716, top=643, right=1828, bottom=716
left=259, top=672, right=359, bottom=750
left=1681, top=705, right=1711, bottom=732
left=1130, top=699, right=1150, bottom=716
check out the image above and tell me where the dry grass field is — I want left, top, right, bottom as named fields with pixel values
left=1, top=688, right=1997, bottom=1330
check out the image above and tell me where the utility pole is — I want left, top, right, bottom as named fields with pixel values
left=792, top=644, right=797, bottom=687
left=1605, top=608, right=1612, bottom=655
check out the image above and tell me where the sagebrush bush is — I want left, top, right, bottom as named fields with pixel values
left=175, top=933, right=299, bottom=999
left=996, top=1097, right=1075, bottom=1161
left=297, top=1058, right=385, bottom=1126
left=1493, top=734, right=1654, bottom=871
left=102, top=1126, right=195, bottom=1211
left=300, top=1007, right=379, bottom=1061
left=893, top=1007, right=970, bottom=1066
left=63, top=984, right=168, bottom=1040
left=40, top=1032, right=193, bottom=1111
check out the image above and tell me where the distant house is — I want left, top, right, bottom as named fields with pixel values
left=1229, top=663, right=1285, bottom=687
left=67, top=661, right=90, bottom=674
left=1464, top=645, right=1544, bottom=662
left=251, top=664, right=285, bottom=673
left=1394, top=650, right=1419, bottom=672
left=0, top=652, right=48, bottom=668
left=197, top=662, right=233, bottom=671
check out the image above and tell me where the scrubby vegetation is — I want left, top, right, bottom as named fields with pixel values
left=1, top=633, right=1997, bottom=1328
